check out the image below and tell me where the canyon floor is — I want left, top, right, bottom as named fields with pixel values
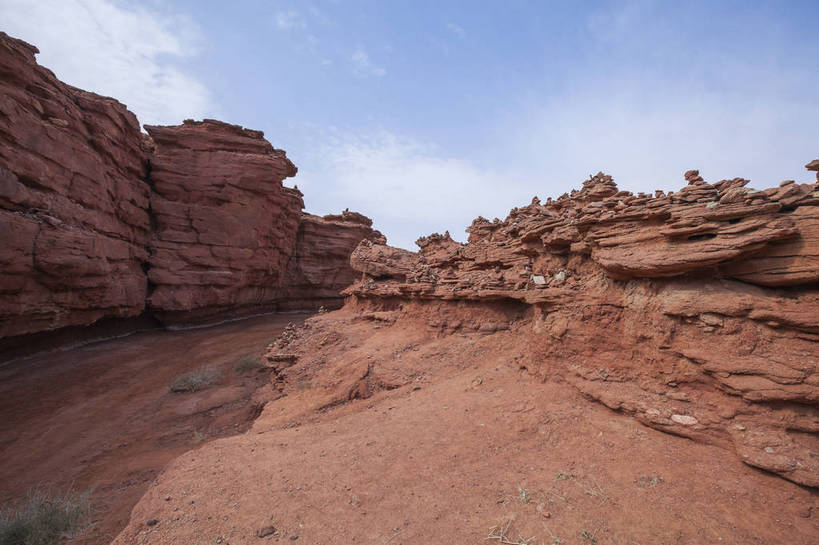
left=0, top=313, right=309, bottom=545
left=105, top=307, right=817, bottom=545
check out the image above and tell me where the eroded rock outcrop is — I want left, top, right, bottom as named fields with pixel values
left=345, top=167, right=819, bottom=487
left=144, top=121, right=380, bottom=324
left=0, top=32, right=150, bottom=338
left=0, top=33, right=379, bottom=346
left=145, top=120, right=304, bottom=324
left=280, top=210, right=384, bottom=311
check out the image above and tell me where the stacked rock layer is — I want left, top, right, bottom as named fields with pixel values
left=145, top=120, right=305, bottom=324
left=0, top=32, right=379, bottom=342
left=0, top=33, right=151, bottom=338
left=345, top=167, right=819, bottom=487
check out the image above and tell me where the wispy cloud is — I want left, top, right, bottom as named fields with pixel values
left=499, top=81, right=819, bottom=197
left=446, top=22, right=465, bottom=37
left=0, top=0, right=216, bottom=126
left=294, top=57, right=818, bottom=251
left=350, top=47, right=386, bottom=77
left=586, top=0, right=646, bottom=42
left=272, top=7, right=334, bottom=66
left=275, top=10, right=305, bottom=30
left=294, top=129, right=526, bottom=249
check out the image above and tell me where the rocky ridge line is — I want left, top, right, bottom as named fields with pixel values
left=342, top=164, right=819, bottom=487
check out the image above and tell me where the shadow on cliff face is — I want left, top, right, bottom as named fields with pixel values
left=0, top=312, right=310, bottom=545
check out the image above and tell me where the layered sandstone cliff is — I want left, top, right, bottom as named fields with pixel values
left=0, top=33, right=378, bottom=346
left=344, top=167, right=819, bottom=487
left=0, top=32, right=151, bottom=338
left=280, top=210, right=384, bottom=311
left=145, top=120, right=304, bottom=324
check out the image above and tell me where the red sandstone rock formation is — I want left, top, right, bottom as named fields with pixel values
left=0, top=33, right=379, bottom=344
left=280, top=210, right=384, bottom=311
left=144, top=120, right=304, bottom=324
left=0, top=32, right=151, bottom=338
left=345, top=167, right=819, bottom=487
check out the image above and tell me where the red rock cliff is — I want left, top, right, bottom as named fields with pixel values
left=280, top=210, right=384, bottom=311
left=0, top=33, right=379, bottom=345
left=144, top=120, right=305, bottom=325
left=346, top=168, right=819, bottom=487
left=0, top=32, right=151, bottom=338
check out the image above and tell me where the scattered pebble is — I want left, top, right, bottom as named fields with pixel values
left=256, top=526, right=276, bottom=538
left=670, top=414, right=698, bottom=426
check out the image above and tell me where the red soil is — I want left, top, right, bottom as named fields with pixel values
left=0, top=313, right=308, bottom=545
left=111, top=307, right=818, bottom=545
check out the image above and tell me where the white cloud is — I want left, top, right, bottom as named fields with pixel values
left=0, top=0, right=216, bottom=126
left=294, top=130, right=529, bottom=250
left=350, top=47, right=386, bottom=77
left=492, top=3, right=819, bottom=197
left=293, top=66, right=819, bottom=250
left=446, top=22, right=465, bottom=37
left=275, top=10, right=305, bottom=30
left=272, top=9, right=333, bottom=67
left=501, top=84, right=819, bottom=197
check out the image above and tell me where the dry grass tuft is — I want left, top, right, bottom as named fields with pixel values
left=486, top=519, right=535, bottom=545
left=0, top=487, right=91, bottom=545
left=169, top=367, right=220, bottom=393
left=234, top=355, right=263, bottom=373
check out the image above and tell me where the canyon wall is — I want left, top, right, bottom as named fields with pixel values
left=344, top=167, right=819, bottom=487
left=280, top=211, right=384, bottom=311
left=145, top=120, right=304, bottom=325
left=0, top=32, right=151, bottom=338
left=0, top=32, right=378, bottom=345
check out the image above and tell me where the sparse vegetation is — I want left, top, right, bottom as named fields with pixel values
left=486, top=519, right=535, bottom=545
left=192, top=431, right=206, bottom=444
left=233, top=354, right=262, bottom=373
left=580, top=529, right=598, bottom=545
left=0, top=487, right=91, bottom=545
left=583, top=480, right=607, bottom=504
left=543, top=525, right=564, bottom=545
left=545, top=488, right=567, bottom=503
left=635, top=475, right=663, bottom=488
left=169, top=367, right=220, bottom=393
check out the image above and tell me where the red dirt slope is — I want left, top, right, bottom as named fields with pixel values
left=112, top=304, right=818, bottom=544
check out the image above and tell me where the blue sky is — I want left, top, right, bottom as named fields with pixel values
left=2, top=0, right=818, bottom=249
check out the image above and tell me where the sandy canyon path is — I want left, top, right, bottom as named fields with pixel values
left=0, top=313, right=309, bottom=545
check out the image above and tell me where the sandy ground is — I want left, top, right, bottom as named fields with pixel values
left=110, top=308, right=818, bottom=545
left=0, top=313, right=309, bottom=545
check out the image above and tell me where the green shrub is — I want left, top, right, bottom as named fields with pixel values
left=233, top=355, right=262, bottom=373
left=0, top=487, right=91, bottom=545
left=169, top=367, right=220, bottom=393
